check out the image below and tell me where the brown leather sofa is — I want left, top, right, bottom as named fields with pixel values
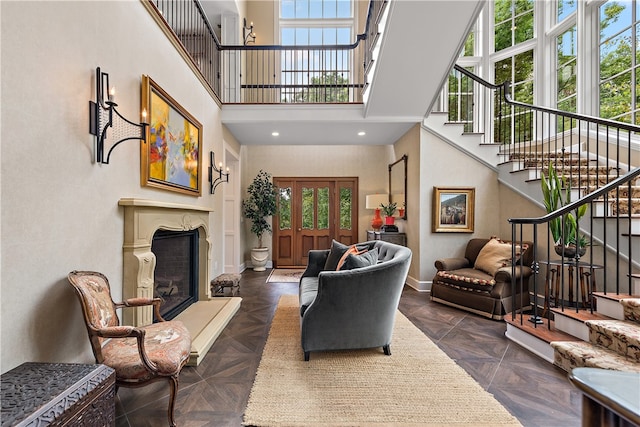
left=430, top=237, right=534, bottom=320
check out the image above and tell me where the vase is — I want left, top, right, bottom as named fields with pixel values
left=554, top=244, right=586, bottom=258
left=385, top=216, right=395, bottom=225
left=251, top=247, right=269, bottom=271
left=398, top=208, right=405, bottom=218
left=371, top=208, right=383, bottom=231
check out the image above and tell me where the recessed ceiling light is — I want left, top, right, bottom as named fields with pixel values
left=358, top=131, right=366, bottom=136
left=272, top=131, right=280, bottom=136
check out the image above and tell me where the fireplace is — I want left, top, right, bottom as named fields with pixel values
left=152, top=229, right=199, bottom=320
left=118, top=198, right=242, bottom=366
left=118, top=198, right=212, bottom=327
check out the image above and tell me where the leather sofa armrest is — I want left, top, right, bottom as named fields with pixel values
left=491, top=265, right=533, bottom=298
left=435, top=257, right=470, bottom=271
left=302, top=249, right=330, bottom=278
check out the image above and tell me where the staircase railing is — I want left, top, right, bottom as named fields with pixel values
left=439, top=65, right=640, bottom=323
left=144, top=0, right=389, bottom=104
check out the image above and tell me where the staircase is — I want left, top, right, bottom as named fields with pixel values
left=427, top=65, right=640, bottom=374
left=551, top=297, right=640, bottom=372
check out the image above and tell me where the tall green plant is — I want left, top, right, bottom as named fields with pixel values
left=541, top=163, right=587, bottom=246
left=242, top=170, right=278, bottom=248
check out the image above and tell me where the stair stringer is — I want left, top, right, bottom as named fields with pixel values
left=423, top=114, right=501, bottom=170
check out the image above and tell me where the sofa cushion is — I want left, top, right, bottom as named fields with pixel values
left=299, top=277, right=319, bottom=316
left=474, top=237, right=525, bottom=276
left=435, top=268, right=496, bottom=291
left=324, top=240, right=350, bottom=270
left=340, top=248, right=379, bottom=270
left=336, top=245, right=368, bottom=270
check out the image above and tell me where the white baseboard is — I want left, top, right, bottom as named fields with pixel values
left=406, top=276, right=431, bottom=292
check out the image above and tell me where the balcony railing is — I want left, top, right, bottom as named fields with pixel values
left=145, top=0, right=389, bottom=104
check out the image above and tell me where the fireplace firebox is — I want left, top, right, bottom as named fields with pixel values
left=151, top=229, right=199, bottom=320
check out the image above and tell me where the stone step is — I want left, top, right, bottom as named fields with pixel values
left=551, top=340, right=640, bottom=372
left=586, top=319, right=640, bottom=363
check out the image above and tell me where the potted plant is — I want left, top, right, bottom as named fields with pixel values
left=380, top=202, right=397, bottom=225
left=242, top=170, right=278, bottom=271
left=541, top=163, right=588, bottom=257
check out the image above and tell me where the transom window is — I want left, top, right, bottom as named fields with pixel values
left=279, top=0, right=354, bottom=102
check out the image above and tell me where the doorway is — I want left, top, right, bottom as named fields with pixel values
left=273, top=177, right=358, bottom=267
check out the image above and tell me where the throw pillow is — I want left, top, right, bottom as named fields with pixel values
left=474, top=237, right=523, bottom=276
left=336, top=245, right=368, bottom=271
left=340, top=248, right=379, bottom=270
left=324, top=240, right=350, bottom=270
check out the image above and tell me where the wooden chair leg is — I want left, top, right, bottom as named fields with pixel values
left=167, top=375, right=179, bottom=427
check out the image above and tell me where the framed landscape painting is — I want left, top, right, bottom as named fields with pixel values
left=433, top=187, right=475, bottom=233
left=141, top=75, right=202, bottom=196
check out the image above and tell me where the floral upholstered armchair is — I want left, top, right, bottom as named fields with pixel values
left=67, top=270, right=192, bottom=427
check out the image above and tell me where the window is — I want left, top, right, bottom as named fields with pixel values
left=280, top=0, right=355, bottom=102
left=557, top=26, right=577, bottom=114
left=494, top=0, right=534, bottom=52
left=557, top=0, right=577, bottom=22
left=599, top=0, right=639, bottom=124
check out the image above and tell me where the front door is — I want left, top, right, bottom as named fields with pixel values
left=274, top=177, right=358, bottom=267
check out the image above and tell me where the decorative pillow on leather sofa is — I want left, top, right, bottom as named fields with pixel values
left=474, top=237, right=526, bottom=276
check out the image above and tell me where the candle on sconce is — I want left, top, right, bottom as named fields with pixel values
left=219, top=162, right=223, bottom=169
left=141, top=108, right=148, bottom=123
left=108, top=87, right=116, bottom=103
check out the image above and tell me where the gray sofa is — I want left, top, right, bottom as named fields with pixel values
left=298, top=240, right=412, bottom=361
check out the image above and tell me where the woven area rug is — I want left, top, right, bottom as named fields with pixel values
left=266, top=269, right=305, bottom=283
left=243, top=295, right=521, bottom=427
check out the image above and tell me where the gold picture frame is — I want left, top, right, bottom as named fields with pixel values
left=433, top=187, right=475, bottom=233
left=141, top=75, right=202, bottom=196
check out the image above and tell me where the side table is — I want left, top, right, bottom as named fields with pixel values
left=541, top=259, right=603, bottom=314
left=1, top=362, right=116, bottom=426
left=366, top=231, right=407, bottom=247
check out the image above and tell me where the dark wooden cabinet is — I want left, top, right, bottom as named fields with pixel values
left=367, top=231, right=407, bottom=247
left=1, top=362, right=116, bottom=426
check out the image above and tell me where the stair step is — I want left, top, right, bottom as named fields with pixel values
left=550, top=307, right=610, bottom=341
left=504, top=315, right=580, bottom=344
left=550, top=340, right=640, bottom=372
left=621, top=298, right=640, bottom=322
left=587, top=319, right=640, bottom=363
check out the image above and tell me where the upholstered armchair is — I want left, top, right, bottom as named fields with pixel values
left=430, top=237, right=534, bottom=320
left=67, top=271, right=192, bottom=426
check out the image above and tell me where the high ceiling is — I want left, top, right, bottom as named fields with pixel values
left=210, top=0, right=484, bottom=145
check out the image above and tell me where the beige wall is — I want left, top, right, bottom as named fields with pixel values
left=1, top=1, right=227, bottom=372
left=418, top=127, right=503, bottom=286
left=392, top=125, right=421, bottom=284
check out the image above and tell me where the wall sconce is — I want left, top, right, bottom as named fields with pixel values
left=89, top=67, right=147, bottom=164
left=209, top=151, right=230, bottom=194
left=243, top=18, right=256, bottom=45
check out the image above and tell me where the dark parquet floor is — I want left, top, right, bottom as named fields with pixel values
left=115, top=269, right=581, bottom=427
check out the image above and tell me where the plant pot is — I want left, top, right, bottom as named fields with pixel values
left=251, top=247, right=269, bottom=271
left=554, top=244, right=586, bottom=258
left=385, top=216, right=395, bottom=225
left=398, top=208, right=405, bottom=218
